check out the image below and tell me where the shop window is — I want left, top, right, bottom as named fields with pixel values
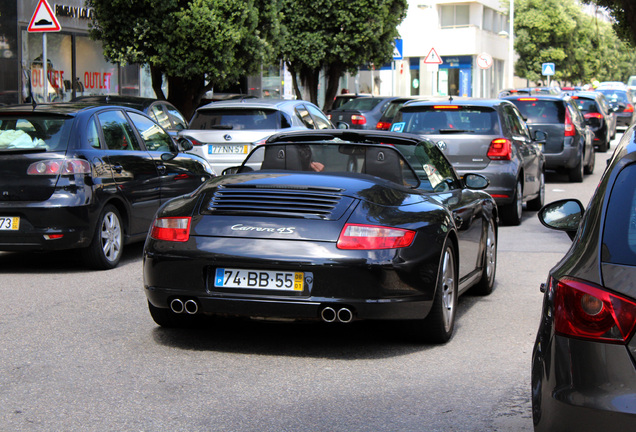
left=76, top=36, right=118, bottom=97
left=120, top=64, right=140, bottom=96
left=441, top=5, right=470, bottom=28
left=22, top=31, right=72, bottom=103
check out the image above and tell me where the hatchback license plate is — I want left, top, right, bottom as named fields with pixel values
left=214, top=268, right=304, bottom=291
left=0, top=217, right=19, bottom=231
left=209, top=145, right=248, bottom=154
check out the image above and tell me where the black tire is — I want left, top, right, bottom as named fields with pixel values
left=568, top=155, right=584, bottom=182
left=526, top=171, right=544, bottom=211
left=597, top=138, right=609, bottom=153
left=500, top=180, right=523, bottom=226
left=472, top=218, right=497, bottom=296
left=83, top=204, right=123, bottom=270
left=421, top=240, right=458, bottom=343
left=584, top=145, right=595, bottom=175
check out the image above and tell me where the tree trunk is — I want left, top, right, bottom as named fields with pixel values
left=323, top=66, right=343, bottom=112
left=286, top=61, right=304, bottom=100
left=166, top=75, right=208, bottom=120
left=150, top=66, right=166, bottom=100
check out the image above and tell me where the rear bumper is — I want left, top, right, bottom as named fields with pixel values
left=455, top=162, right=518, bottom=206
left=616, top=112, right=634, bottom=128
left=544, top=145, right=580, bottom=170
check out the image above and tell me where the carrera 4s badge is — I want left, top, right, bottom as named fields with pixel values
left=231, top=224, right=296, bottom=234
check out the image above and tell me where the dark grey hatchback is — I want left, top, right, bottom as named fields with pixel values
left=532, top=125, right=636, bottom=430
left=0, top=103, right=213, bottom=269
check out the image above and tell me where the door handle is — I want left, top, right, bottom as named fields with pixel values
left=157, top=165, right=166, bottom=175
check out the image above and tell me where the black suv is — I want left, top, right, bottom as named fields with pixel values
left=570, top=91, right=617, bottom=152
left=503, top=95, right=595, bottom=182
left=0, top=103, right=213, bottom=269
left=391, top=98, right=545, bottom=225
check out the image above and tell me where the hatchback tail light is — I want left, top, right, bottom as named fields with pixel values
left=487, top=138, right=512, bottom=160
left=376, top=121, right=392, bottom=130
left=351, top=115, right=367, bottom=126
left=565, top=109, right=575, bottom=137
left=27, top=158, right=92, bottom=175
left=552, top=276, right=636, bottom=343
left=150, top=217, right=191, bottom=242
left=625, top=104, right=635, bottom=113
left=337, top=224, right=415, bottom=250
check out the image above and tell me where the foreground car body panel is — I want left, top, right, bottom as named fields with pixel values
left=532, top=126, right=636, bottom=429
left=143, top=130, right=498, bottom=341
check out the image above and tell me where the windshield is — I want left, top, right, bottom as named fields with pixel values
left=189, top=108, right=291, bottom=130
left=239, top=142, right=419, bottom=187
left=573, top=98, right=598, bottom=113
left=394, top=106, right=500, bottom=134
left=596, top=89, right=630, bottom=104
left=338, top=98, right=386, bottom=111
left=510, top=100, right=565, bottom=124
left=0, top=116, right=73, bottom=151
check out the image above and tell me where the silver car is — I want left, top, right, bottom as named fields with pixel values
left=391, top=98, right=546, bottom=225
left=181, top=99, right=334, bottom=175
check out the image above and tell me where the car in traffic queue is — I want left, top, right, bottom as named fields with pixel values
left=570, top=91, right=617, bottom=152
left=390, top=98, right=546, bottom=226
left=0, top=103, right=213, bottom=269
left=532, top=124, right=636, bottom=431
left=71, top=95, right=189, bottom=136
left=595, top=86, right=636, bottom=129
left=502, top=94, right=595, bottom=182
left=180, top=98, right=334, bottom=175
left=324, top=93, right=371, bottom=116
left=143, top=130, right=499, bottom=343
left=375, top=96, right=425, bottom=130
left=328, top=96, right=398, bottom=130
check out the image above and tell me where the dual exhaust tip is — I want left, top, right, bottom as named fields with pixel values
left=320, top=306, right=354, bottom=323
left=170, top=298, right=198, bottom=315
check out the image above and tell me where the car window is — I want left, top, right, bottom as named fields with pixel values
left=189, top=108, right=287, bottom=130
left=128, top=112, right=174, bottom=152
left=602, top=164, right=636, bottom=266
left=97, top=110, right=141, bottom=151
left=149, top=104, right=172, bottom=130
left=0, top=116, right=71, bottom=151
left=397, top=106, right=499, bottom=135
left=339, top=98, right=385, bottom=111
left=165, top=104, right=187, bottom=130
left=510, top=99, right=565, bottom=124
left=573, top=98, right=599, bottom=113
left=295, top=105, right=316, bottom=129
left=503, top=105, right=527, bottom=136
left=395, top=141, right=458, bottom=192
left=87, top=118, right=102, bottom=149
left=306, top=105, right=332, bottom=129
left=568, top=103, right=585, bottom=125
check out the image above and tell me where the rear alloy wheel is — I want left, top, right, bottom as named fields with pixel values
left=568, top=154, right=584, bottom=182
left=526, top=171, right=544, bottom=211
left=83, top=204, right=123, bottom=270
left=473, top=219, right=497, bottom=296
left=501, top=180, right=523, bottom=226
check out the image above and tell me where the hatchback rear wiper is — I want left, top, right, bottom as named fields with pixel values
left=439, top=129, right=474, bottom=134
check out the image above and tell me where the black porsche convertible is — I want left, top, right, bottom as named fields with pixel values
left=143, top=130, right=498, bottom=343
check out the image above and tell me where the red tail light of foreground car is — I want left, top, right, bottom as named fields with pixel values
left=150, top=217, right=191, bottom=242
left=337, top=223, right=415, bottom=250
left=553, top=276, right=636, bottom=343
left=27, top=158, right=92, bottom=175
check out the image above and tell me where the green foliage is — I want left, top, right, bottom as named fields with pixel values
left=514, top=0, right=636, bottom=84
left=582, top=0, right=636, bottom=46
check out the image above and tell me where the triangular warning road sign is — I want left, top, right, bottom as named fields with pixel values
left=28, top=0, right=61, bottom=32
left=424, top=48, right=443, bottom=65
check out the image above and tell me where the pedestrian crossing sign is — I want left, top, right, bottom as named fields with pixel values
left=542, top=63, right=555, bottom=76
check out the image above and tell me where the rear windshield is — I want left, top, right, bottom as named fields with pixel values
left=382, top=101, right=409, bottom=120
left=395, top=106, right=500, bottom=135
left=596, top=89, right=630, bottom=104
left=602, top=163, right=636, bottom=266
left=189, top=108, right=291, bottom=130
left=572, top=98, right=598, bottom=113
left=0, top=116, right=73, bottom=151
left=338, top=98, right=386, bottom=111
left=510, top=100, right=565, bottom=124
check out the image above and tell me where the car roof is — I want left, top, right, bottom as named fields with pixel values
left=196, top=98, right=314, bottom=111
left=266, top=129, right=426, bottom=147
left=70, top=95, right=163, bottom=109
left=571, top=91, right=602, bottom=100
left=501, top=94, right=567, bottom=102
left=0, top=102, right=124, bottom=115
left=404, top=97, right=513, bottom=109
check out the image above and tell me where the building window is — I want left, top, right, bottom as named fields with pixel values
left=483, top=7, right=493, bottom=32
left=441, top=5, right=470, bottom=28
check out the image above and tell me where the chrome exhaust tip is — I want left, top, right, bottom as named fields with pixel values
left=320, top=307, right=337, bottom=323
left=170, top=298, right=184, bottom=314
left=184, top=299, right=198, bottom=315
left=337, top=308, right=353, bottom=323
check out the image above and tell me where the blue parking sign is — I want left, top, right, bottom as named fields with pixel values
left=542, top=63, right=555, bottom=76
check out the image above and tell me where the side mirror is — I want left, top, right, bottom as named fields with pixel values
left=463, top=173, right=489, bottom=190
left=177, top=137, right=194, bottom=152
left=538, top=199, right=584, bottom=240
left=534, top=130, right=547, bottom=142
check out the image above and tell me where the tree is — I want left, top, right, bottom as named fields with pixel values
left=279, top=0, right=407, bottom=111
left=87, top=0, right=282, bottom=118
left=582, top=0, right=636, bottom=46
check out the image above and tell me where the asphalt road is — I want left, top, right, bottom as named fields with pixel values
left=0, top=132, right=623, bottom=431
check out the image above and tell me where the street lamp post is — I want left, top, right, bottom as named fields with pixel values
left=508, top=0, right=514, bottom=88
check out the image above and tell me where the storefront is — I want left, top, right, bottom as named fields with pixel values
left=0, top=0, right=151, bottom=105
left=438, top=55, right=473, bottom=97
